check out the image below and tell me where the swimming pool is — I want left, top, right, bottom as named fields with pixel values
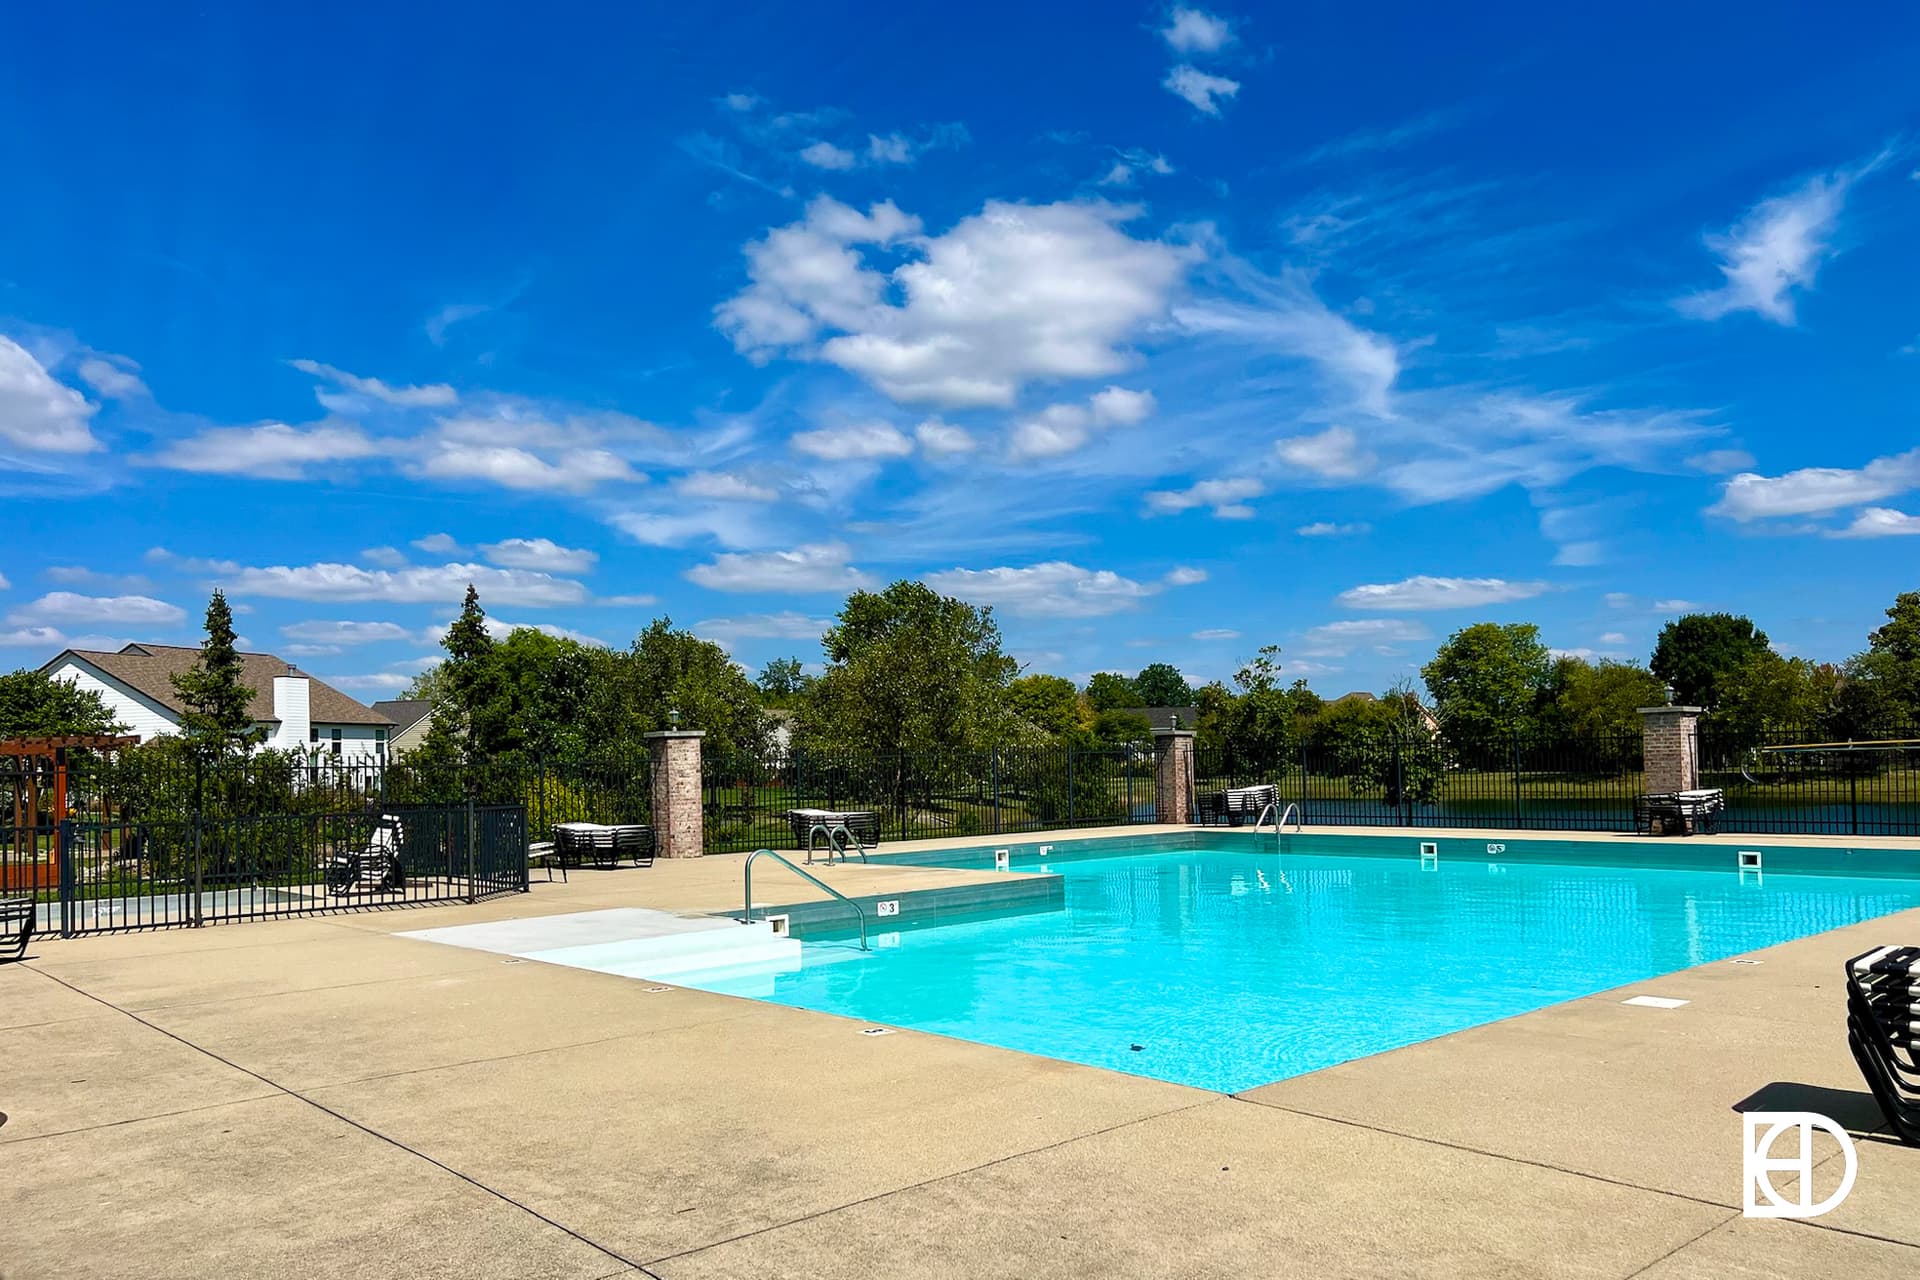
left=669, top=835, right=1920, bottom=1092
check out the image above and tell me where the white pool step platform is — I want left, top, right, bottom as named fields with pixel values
left=399, top=907, right=801, bottom=981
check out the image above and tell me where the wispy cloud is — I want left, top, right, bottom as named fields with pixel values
left=923, top=561, right=1186, bottom=617
left=1830, top=507, right=1920, bottom=538
left=685, top=542, right=875, bottom=593
left=1676, top=153, right=1885, bottom=324
left=1709, top=447, right=1920, bottom=521
left=1163, top=65, right=1241, bottom=116
left=1336, top=576, right=1549, bottom=611
left=1145, top=476, right=1264, bottom=519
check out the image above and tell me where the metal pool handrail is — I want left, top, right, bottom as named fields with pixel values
left=1254, top=800, right=1303, bottom=833
left=743, top=848, right=868, bottom=951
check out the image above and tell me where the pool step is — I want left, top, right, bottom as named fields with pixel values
left=399, top=906, right=801, bottom=981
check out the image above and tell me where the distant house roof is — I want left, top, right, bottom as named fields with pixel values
left=44, top=643, right=392, bottom=727
left=1331, top=691, right=1377, bottom=705
left=1118, top=706, right=1202, bottom=732
left=371, top=699, right=434, bottom=735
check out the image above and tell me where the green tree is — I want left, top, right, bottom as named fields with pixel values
left=1132, top=662, right=1194, bottom=707
left=1193, top=680, right=1237, bottom=756
left=1421, top=623, right=1551, bottom=761
left=797, top=581, right=1015, bottom=755
left=171, top=589, right=263, bottom=757
left=602, top=618, right=767, bottom=759
left=1007, top=674, right=1088, bottom=739
left=1845, top=591, right=1920, bottom=728
left=1714, top=651, right=1838, bottom=741
left=1083, top=671, right=1141, bottom=711
left=0, top=669, right=122, bottom=739
left=1220, top=646, right=1313, bottom=774
left=1554, top=658, right=1666, bottom=740
left=1303, top=684, right=1441, bottom=805
left=1650, top=612, right=1770, bottom=708
left=756, top=657, right=812, bottom=709
left=1092, top=708, right=1153, bottom=747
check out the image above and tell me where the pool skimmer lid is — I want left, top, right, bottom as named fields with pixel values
left=1621, top=995, right=1689, bottom=1009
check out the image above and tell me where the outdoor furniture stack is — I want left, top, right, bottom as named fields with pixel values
left=552, top=821, right=656, bottom=870
left=1, top=895, right=33, bottom=962
left=787, top=808, right=879, bottom=856
left=1196, top=783, right=1279, bottom=827
left=1633, top=788, right=1725, bottom=836
left=1846, top=945, right=1920, bottom=1145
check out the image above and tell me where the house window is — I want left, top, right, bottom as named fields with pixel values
left=330, top=727, right=342, bottom=757
left=310, top=726, right=320, bottom=742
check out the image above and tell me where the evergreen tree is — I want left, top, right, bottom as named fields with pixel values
left=171, top=590, right=262, bottom=757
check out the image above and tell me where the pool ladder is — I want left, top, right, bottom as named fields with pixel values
left=805, top=821, right=868, bottom=866
left=742, top=848, right=869, bottom=951
left=1255, top=801, right=1303, bottom=833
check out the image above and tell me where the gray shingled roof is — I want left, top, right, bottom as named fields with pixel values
left=47, top=644, right=392, bottom=727
left=371, top=699, right=434, bottom=735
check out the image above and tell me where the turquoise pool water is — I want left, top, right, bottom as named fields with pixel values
left=668, top=840, right=1920, bottom=1092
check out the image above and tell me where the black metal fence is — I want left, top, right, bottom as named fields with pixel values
left=702, top=746, right=1158, bottom=853
left=2, top=801, right=528, bottom=937
left=1199, top=730, right=1649, bottom=832
left=1700, top=725, right=1920, bottom=836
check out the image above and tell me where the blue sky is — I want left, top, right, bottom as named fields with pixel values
left=3, top=2, right=1918, bottom=700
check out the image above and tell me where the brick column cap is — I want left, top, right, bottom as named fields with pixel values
left=1153, top=729, right=1196, bottom=740
left=643, top=729, right=708, bottom=740
left=1635, top=706, right=1704, bottom=716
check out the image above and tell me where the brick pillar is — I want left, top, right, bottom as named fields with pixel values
left=1637, top=706, right=1703, bottom=794
left=1154, top=729, right=1196, bottom=825
left=645, top=730, right=705, bottom=858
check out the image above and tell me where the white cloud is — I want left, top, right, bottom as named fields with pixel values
left=1604, top=592, right=1634, bottom=609
left=0, top=336, right=100, bottom=454
left=1831, top=507, right=1920, bottom=538
left=608, top=507, right=767, bottom=549
left=7, top=591, right=185, bottom=627
left=1296, top=618, right=1431, bottom=657
left=1336, top=576, right=1549, bottom=611
left=220, top=562, right=589, bottom=607
left=1275, top=425, right=1377, bottom=480
left=676, top=471, right=781, bottom=502
left=922, top=562, right=1164, bottom=617
left=799, top=140, right=857, bottom=170
left=44, top=566, right=153, bottom=592
left=1686, top=448, right=1756, bottom=474
left=480, top=537, right=598, bottom=574
left=1163, top=65, right=1240, bottom=115
left=412, top=533, right=465, bottom=555
left=425, top=303, right=492, bottom=347
left=693, top=611, right=830, bottom=645
left=1009, top=386, right=1157, bottom=459
left=686, top=542, right=876, bottom=594
left=1146, top=476, right=1264, bottom=518
left=1174, top=270, right=1399, bottom=415
left=1097, top=150, right=1175, bottom=187
left=1192, top=628, right=1241, bottom=641
left=1161, top=7, right=1233, bottom=54
left=324, top=672, right=420, bottom=694
left=1599, top=632, right=1629, bottom=645
left=76, top=355, right=147, bottom=400
left=150, top=421, right=380, bottom=479
left=1675, top=161, right=1870, bottom=325
left=0, top=625, right=101, bottom=649
left=718, top=196, right=1191, bottom=408
left=361, top=547, right=410, bottom=569
left=1163, top=566, right=1208, bottom=587
left=411, top=434, right=641, bottom=493
left=288, top=358, right=458, bottom=408
left=1653, top=599, right=1698, bottom=612
left=914, top=418, right=976, bottom=455
left=1709, top=448, right=1920, bottom=521
left=280, top=620, right=415, bottom=646
left=790, top=421, right=915, bottom=460
left=1297, top=521, right=1370, bottom=537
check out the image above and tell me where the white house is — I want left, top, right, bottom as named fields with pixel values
left=43, top=643, right=395, bottom=762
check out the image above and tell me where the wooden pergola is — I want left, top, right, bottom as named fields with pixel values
left=1, top=735, right=140, bottom=892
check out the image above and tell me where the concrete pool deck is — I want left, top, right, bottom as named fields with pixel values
left=6, top=823, right=1920, bottom=1278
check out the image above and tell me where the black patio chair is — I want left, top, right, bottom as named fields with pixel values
left=1, top=896, right=34, bottom=963
left=1845, top=946, right=1920, bottom=1145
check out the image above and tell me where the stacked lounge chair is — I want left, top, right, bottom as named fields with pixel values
left=552, top=822, right=656, bottom=870
left=1846, top=945, right=1920, bottom=1145
left=1196, top=783, right=1279, bottom=827
left=786, top=808, right=878, bottom=861
left=1634, top=788, right=1725, bottom=836
left=1, top=895, right=33, bottom=962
